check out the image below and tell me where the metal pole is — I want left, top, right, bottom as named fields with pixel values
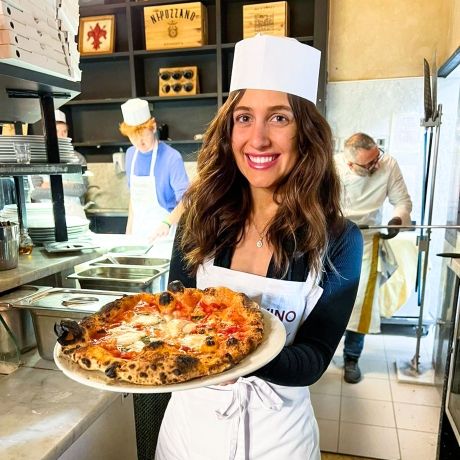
left=412, top=104, right=443, bottom=373
left=39, top=93, right=68, bottom=242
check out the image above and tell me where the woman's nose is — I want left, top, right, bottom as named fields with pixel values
left=249, top=121, right=270, bottom=149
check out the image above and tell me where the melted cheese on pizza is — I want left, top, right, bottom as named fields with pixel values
left=100, top=315, right=203, bottom=354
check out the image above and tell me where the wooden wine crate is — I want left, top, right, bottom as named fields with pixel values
left=158, top=66, right=199, bottom=97
left=243, top=1, right=289, bottom=39
left=144, top=2, right=207, bottom=51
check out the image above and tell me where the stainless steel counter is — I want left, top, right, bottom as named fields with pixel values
left=0, top=247, right=104, bottom=294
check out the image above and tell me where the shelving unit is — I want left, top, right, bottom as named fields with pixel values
left=62, top=0, right=328, bottom=161
left=0, top=63, right=81, bottom=241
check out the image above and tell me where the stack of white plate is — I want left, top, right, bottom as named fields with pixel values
left=0, top=135, right=77, bottom=163
left=0, top=203, right=90, bottom=244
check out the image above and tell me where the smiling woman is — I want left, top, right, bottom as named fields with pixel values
left=155, top=34, right=364, bottom=460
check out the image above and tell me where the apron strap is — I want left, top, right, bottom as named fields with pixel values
left=357, top=233, right=380, bottom=333
left=215, top=376, right=283, bottom=460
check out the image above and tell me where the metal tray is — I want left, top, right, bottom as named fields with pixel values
left=14, top=288, right=126, bottom=361
left=107, top=245, right=152, bottom=255
left=90, top=255, right=170, bottom=268
left=0, top=285, right=52, bottom=354
left=67, top=266, right=168, bottom=293
left=43, top=241, right=100, bottom=253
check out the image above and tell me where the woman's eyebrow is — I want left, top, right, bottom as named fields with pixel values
left=233, top=105, right=293, bottom=112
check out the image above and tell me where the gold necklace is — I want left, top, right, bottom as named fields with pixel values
left=252, top=220, right=270, bottom=248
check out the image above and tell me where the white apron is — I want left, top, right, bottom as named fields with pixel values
left=155, top=259, right=324, bottom=460
left=346, top=233, right=380, bottom=333
left=130, top=146, right=170, bottom=238
left=340, top=167, right=393, bottom=334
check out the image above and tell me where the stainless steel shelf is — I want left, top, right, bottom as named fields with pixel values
left=0, top=163, right=82, bottom=176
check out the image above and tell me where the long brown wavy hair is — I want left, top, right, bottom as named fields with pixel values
left=180, top=90, right=344, bottom=277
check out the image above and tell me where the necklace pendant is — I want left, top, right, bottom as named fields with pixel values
left=256, top=239, right=263, bottom=248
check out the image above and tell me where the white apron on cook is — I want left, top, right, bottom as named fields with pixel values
left=129, top=147, right=169, bottom=239
left=155, top=259, right=324, bottom=460
left=341, top=169, right=386, bottom=334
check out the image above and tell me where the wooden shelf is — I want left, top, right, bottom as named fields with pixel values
left=81, top=52, right=131, bottom=62
left=133, top=45, right=217, bottom=57
left=221, top=36, right=314, bottom=49
left=145, top=93, right=218, bottom=102
left=73, top=141, right=130, bottom=148
left=165, top=139, right=203, bottom=144
left=67, top=98, right=128, bottom=106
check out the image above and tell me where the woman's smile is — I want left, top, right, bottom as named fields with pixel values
left=245, top=153, right=281, bottom=169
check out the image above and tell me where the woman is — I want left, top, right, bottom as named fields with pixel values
left=156, top=35, right=363, bottom=460
left=119, top=98, right=189, bottom=241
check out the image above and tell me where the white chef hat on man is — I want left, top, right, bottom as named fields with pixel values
left=229, top=34, right=321, bottom=104
left=55, top=109, right=66, bottom=123
left=121, top=98, right=152, bottom=126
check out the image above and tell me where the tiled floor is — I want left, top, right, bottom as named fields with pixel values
left=314, top=330, right=441, bottom=460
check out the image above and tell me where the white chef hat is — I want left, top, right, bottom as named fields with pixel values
left=55, top=109, right=66, bottom=123
left=229, top=34, right=321, bottom=104
left=121, top=98, right=151, bottom=126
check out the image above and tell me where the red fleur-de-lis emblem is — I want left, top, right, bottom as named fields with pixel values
left=87, top=23, right=107, bottom=51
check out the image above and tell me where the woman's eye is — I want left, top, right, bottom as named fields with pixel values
left=235, top=114, right=251, bottom=123
left=272, top=114, right=288, bottom=123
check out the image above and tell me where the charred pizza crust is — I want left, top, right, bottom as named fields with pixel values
left=55, top=281, right=264, bottom=385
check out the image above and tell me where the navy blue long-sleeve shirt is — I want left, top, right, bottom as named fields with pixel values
left=168, top=220, right=363, bottom=387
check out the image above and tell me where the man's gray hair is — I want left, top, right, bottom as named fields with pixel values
left=344, top=133, right=377, bottom=160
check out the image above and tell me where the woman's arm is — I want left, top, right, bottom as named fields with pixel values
left=168, top=221, right=196, bottom=288
left=254, top=222, right=363, bottom=386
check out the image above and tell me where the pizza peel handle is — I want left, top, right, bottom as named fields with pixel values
left=53, top=310, right=286, bottom=394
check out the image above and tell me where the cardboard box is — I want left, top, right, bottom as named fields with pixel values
left=0, top=15, right=64, bottom=54
left=0, top=30, right=65, bottom=64
left=0, top=43, right=72, bottom=79
left=144, top=2, right=207, bottom=50
left=243, top=1, right=289, bottom=39
left=158, top=66, right=199, bottom=97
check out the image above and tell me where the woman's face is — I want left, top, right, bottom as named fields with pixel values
left=231, top=89, right=298, bottom=192
left=128, top=128, right=156, bottom=153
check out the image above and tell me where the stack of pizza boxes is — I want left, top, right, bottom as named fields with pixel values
left=55, top=0, right=81, bottom=81
left=0, top=0, right=81, bottom=81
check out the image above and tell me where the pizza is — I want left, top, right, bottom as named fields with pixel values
left=54, top=280, right=264, bottom=386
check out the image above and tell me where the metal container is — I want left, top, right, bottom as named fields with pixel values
left=0, top=222, right=19, bottom=270
left=0, top=285, right=51, bottom=354
left=107, top=245, right=152, bottom=255
left=68, top=266, right=168, bottom=293
left=91, top=255, right=170, bottom=268
left=14, top=288, right=125, bottom=360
